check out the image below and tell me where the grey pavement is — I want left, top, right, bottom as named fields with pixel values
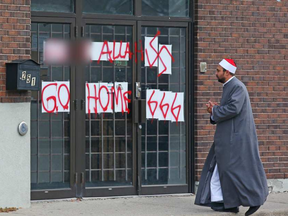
left=8, top=192, right=288, bottom=216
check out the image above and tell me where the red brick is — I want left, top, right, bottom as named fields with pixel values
left=0, top=0, right=31, bottom=103
left=195, top=0, right=288, bottom=181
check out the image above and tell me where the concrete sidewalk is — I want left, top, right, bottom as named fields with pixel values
left=8, top=192, right=288, bottom=216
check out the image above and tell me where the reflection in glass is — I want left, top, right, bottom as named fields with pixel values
left=83, top=0, right=132, bottom=15
left=31, top=0, right=74, bottom=12
left=142, top=0, right=189, bottom=17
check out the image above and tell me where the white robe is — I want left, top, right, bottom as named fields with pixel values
left=210, top=164, right=223, bottom=202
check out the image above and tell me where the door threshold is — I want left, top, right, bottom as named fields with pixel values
left=31, top=193, right=194, bottom=203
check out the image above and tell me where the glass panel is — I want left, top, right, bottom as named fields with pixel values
left=52, top=121, right=63, bottom=138
left=30, top=23, right=71, bottom=190
left=141, top=27, right=187, bottom=185
left=39, top=139, right=50, bottom=154
left=142, top=0, right=189, bottom=17
left=83, top=0, right=133, bottom=15
left=85, top=25, right=133, bottom=187
left=52, top=139, right=63, bottom=154
left=31, top=0, right=74, bottom=13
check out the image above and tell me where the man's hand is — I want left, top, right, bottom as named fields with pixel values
left=206, top=100, right=218, bottom=114
left=206, top=103, right=212, bottom=114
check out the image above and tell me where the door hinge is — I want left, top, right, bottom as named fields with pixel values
left=75, top=26, right=78, bottom=37
left=73, top=99, right=78, bottom=111
left=81, top=172, right=85, bottom=184
left=81, top=26, right=85, bottom=37
left=138, top=176, right=141, bottom=190
left=81, top=99, right=85, bottom=111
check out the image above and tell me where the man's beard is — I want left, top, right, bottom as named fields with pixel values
left=217, top=77, right=225, bottom=83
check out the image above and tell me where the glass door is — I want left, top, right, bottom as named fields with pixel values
left=138, top=22, right=189, bottom=194
left=30, top=18, right=77, bottom=199
left=81, top=20, right=137, bottom=197
left=30, top=19, right=190, bottom=199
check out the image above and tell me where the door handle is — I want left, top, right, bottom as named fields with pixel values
left=133, top=99, right=146, bottom=124
left=135, top=82, right=141, bottom=98
left=140, top=99, right=146, bottom=123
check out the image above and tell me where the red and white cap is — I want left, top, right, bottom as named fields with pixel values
left=219, top=59, right=237, bottom=74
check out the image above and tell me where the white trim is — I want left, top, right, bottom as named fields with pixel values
left=219, top=59, right=237, bottom=73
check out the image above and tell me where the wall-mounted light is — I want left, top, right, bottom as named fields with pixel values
left=200, top=62, right=207, bottom=73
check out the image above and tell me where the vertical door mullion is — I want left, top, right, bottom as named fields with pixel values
left=168, top=28, right=171, bottom=180
left=49, top=24, right=53, bottom=184
left=187, top=24, right=192, bottom=192
left=62, top=25, right=65, bottom=183
left=70, top=19, right=77, bottom=195
left=186, top=22, right=195, bottom=193
left=136, top=21, right=143, bottom=194
left=124, top=26, right=128, bottom=182
left=113, top=26, right=116, bottom=182
left=36, top=23, right=40, bottom=185
left=179, top=30, right=182, bottom=179
left=100, top=25, right=104, bottom=182
left=88, top=25, right=92, bottom=183
left=156, top=27, right=159, bottom=181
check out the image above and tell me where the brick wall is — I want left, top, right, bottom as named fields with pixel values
left=195, top=0, right=288, bottom=180
left=0, top=0, right=31, bottom=102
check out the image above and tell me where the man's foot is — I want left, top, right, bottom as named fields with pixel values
left=245, top=206, right=260, bottom=216
left=211, top=206, right=239, bottom=213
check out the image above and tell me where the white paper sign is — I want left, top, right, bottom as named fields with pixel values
left=86, top=83, right=100, bottom=114
left=91, top=42, right=110, bottom=61
left=86, top=82, right=129, bottom=115
left=98, top=83, right=113, bottom=113
left=42, top=81, right=70, bottom=113
left=159, top=45, right=172, bottom=75
left=158, top=91, right=173, bottom=121
left=146, top=89, right=160, bottom=119
left=114, top=82, right=129, bottom=113
left=146, top=89, right=184, bottom=123
left=91, top=42, right=129, bottom=61
left=145, top=37, right=158, bottom=67
left=108, top=42, right=129, bottom=61
left=171, top=92, right=184, bottom=122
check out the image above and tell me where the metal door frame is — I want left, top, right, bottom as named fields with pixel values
left=31, top=0, right=195, bottom=199
left=30, top=17, right=77, bottom=200
left=136, top=21, right=190, bottom=195
left=79, top=18, right=138, bottom=197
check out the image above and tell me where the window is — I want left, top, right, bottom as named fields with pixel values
left=31, top=0, right=74, bottom=13
left=83, top=0, right=133, bottom=15
left=142, top=0, right=189, bottom=17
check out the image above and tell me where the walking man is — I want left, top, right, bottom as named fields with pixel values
left=194, top=59, right=268, bottom=216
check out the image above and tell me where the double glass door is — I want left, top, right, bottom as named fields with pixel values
left=30, top=18, right=188, bottom=199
